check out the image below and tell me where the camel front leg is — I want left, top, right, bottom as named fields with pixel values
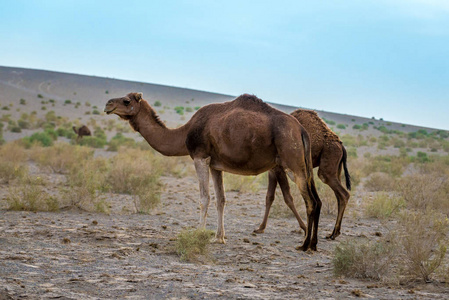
left=211, top=168, right=226, bottom=244
left=194, top=157, right=211, bottom=228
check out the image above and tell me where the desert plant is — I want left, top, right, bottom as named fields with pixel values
left=392, top=210, right=448, bottom=283
left=154, top=100, right=162, bottom=107
left=396, top=174, right=448, bottom=213
left=20, top=98, right=26, bottom=105
left=23, top=131, right=54, bottom=147
left=175, top=228, right=215, bottom=262
left=0, top=142, right=28, bottom=183
left=364, top=172, right=395, bottom=192
left=333, top=239, right=393, bottom=280
left=30, top=143, right=94, bottom=173
left=107, top=133, right=137, bottom=151
left=364, top=192, right=404, bottom=219
left=223, top=173, right=265, bottom=193
left=7, top=176, right=58, bottom=212
left=104, top=148, right=163, bottom=212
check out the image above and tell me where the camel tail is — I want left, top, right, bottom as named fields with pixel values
left=300, top=128, right=313, bottom=182
left=341, top=145, right=352, bottom=191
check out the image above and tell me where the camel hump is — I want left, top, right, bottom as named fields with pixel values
left=232, top=94, right=276, bottom=114
left=291, top=109, right=341, bottom=143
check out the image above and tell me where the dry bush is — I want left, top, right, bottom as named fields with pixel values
left=364, top=172, right=396, bottom=192
left=333, top=238, right=394, bottom=280
left=30, top=143, right=94, bottom=173
left=7, top=176, right=58, bottom=212
left=175, top=228, right=215, bottom=262
left=104, top=148, right=163, bottom=212
left=61, top=157, right=108, bottom=211
left=223, top=173, right=267, bottom=193
left=364, top=192, right=404, bottom=219
left=396, top=174, right=448, bottom=213
left=392, top=210, right=448, bottom=283
left=0, top=142, right=28, bottom=183
left=158, top=155, right=195, bottom=178
left=362, top=155, right=407, bottom=178
left=335, top=210, right=449, bottom=283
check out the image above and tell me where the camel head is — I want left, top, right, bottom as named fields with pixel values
left=104, top=92, right=143, bottom=120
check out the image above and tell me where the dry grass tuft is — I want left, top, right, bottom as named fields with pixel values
left=104, top=148, right=163, bottom=213
left=175, top=228, right=215, bottom=262
left=7, top=176, right=58, bottom=212
left=333, top=238, right=393, bottom=280
left=0, top=142, right=28, bottom=183
left=396, top=174, right=448, bottom=214
left=364, top=192, right=404, bottom=219
left=223, top=173, right=267, bottom=193
left=30, top=143, right=94, bottom=173
left=392, top=210, right=448, bottom=283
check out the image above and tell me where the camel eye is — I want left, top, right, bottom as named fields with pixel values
left=124, top=100, right=131, bottom=106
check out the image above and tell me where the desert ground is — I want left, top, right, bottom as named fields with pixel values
left=1, top=66, right=449, bottom=299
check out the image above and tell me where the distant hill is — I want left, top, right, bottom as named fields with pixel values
left=0, top=66, right=441, bottom=137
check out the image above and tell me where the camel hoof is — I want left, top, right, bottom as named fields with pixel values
left=295, top=244, right=308, bottom=252
left=325, top=231, right=340, bottom=240
left=214, top=237, right=226, bottom=244
left=253, top=229, right=264, bottom=234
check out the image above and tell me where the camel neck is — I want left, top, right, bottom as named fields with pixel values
left=131, top=102, right=190, bottom=156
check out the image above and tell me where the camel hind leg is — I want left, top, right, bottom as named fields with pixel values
left=318, top=167, right=350, bottom=240
left=317, top=145, right=350, bottom=240
left=275, top=129, right=321, bottom=251
left=255, top=167, right=307, bottom=234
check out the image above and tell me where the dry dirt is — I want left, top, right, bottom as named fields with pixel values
left=1, top=173, right=448, bottom=300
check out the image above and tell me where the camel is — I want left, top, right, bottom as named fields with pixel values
left=254, top=109, right=351, bottom=240
left=104, top=92, right=322, bottom=251
left=73, top=125, right=91, bottom=142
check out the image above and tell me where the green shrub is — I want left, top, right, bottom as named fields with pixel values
left=64, top=99, right=72, bottom=105
left=18, top=119, right=30, bottom=129
left=107, top=133, right=137, bottom=151
left=174, top=106, right=185, bottom=115
left=154, top=100, right=162, bottom=107
left=325, top=119, right=336, bottom=125
left=337, top=124, right=346, bottom=129
left=23, top=132, right=54, bottom=147
left=352, top=124, right=362, bottom=130
left=194, top=106, right=201, bottom=110
left=92, top=109, right=100, bottom=115
left=37, top=94, right=43, bottom=98
left=185, top=107, right=193, bottom=112
left=78, top=136, right=107, bottom=148
left=20, top=98, right=27, bottom=105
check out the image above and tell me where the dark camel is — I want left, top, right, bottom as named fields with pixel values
left=73, top=125, right=91, bottom=142
left=104, top=92, right=322, bottom=251
left=254, top=109, right=351, bottom=240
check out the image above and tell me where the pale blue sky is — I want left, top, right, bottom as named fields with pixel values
left=1, top=0, right=448, bottom=129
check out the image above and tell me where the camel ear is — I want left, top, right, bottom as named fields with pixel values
left=135, top=93, right=143, bottom=102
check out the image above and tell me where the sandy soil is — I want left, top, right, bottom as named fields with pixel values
left=1, top=173, right=448, bottom=300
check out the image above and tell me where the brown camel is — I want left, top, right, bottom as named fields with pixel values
left=104, top=92, right=322, bottom=251
left=254, top=109, right=351, bottom=240
left=73, top=125, right=91, bottom=142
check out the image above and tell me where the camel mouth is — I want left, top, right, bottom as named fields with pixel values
left=105, top=107, right=117, bottom=115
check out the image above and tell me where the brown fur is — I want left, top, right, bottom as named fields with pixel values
left=104, top=93, right=322, bottom=251
left=255, top=109, right=351, bottom=240
left=72, top=125, right=91, bottom=142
